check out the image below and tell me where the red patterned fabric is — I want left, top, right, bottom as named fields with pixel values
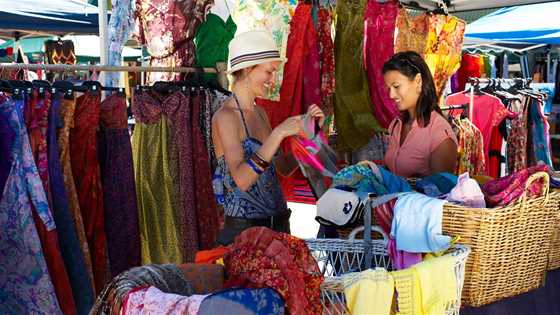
left=70, top=92, right=109, bottom=294
left=488, top=128, right=503, bottom=179
left=482, top=165, right=548, bottom=207
left=457, top=54, right=482, bottom=91
left=256, top=4, right=316, bottom=202
left=364, top=0, right=399, bottom=129
left=192, top=92, right=220, bottom=249
left=25, top=91, right=77, bottom=314
left=317, top=7, right=335, bottom=116
left=224, top=227, right=323, bottom=315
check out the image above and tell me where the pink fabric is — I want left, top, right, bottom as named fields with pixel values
left=121, top=286, right=208, bottom=315
left=446, top=92, right=516, bottom=175
left=447, top=173, right=485, bottom=208
left=384, top=111, right=458, bottom=177
left=364, top=0, right=399, bottom=128
left=482, top=165, right=548, bottom=207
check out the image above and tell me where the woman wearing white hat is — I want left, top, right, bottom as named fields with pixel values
left=212, top=30, right=325, bottom=244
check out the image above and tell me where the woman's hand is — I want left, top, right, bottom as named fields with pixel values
left=274, top=115, right=304, bottom=138
left=307, top=104, right=325, bottom=127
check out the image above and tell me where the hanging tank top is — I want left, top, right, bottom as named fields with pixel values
left=212, top=95, right=288, bottom=219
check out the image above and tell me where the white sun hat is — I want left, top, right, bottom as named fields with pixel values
left=227, top=30, right=286, bottom=74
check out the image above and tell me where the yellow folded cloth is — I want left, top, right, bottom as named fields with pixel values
left=391, top=267, right=422, bottom=315
left=415, top=254, right=458, bottom=315
left=391, top=253, right=458, bottom=315
left=343, top=268, right=395, bottom=315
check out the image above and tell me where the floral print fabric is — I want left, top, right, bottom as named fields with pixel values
left=506, top=97, right=529, bottom=174
left=25, top=91, right=77, bottom=314
left=395, top=7, right=428, bottom=56
left=121, top=286, right=206, bottom=315
left=232, top=0, right=296, bottom=101
left=135, top=0, right=213, bottom=82
left=224, top=227, right=323, bottom=315
left=424, top=14, right=466, bottom=99
left=0, top=96, right=61, bottom=314
left=453, top=118, right=486, bottom=176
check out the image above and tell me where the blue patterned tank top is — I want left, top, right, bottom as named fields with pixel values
left=212, top=96, right=288, bottom=218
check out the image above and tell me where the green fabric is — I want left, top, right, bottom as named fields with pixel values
left=132, top=119, right=185, bottom=264
left=195, top=13, right=237, bottom=81
left=482, top=54, right=492, bottom=78
left=334, top=0, right=382, bottom=151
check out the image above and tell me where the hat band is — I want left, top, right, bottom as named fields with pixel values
left=230, top=50, right=281, bottom=68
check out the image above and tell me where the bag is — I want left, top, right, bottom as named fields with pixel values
left=315, top=188, right=365, bottom=227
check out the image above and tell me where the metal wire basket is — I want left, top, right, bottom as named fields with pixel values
left=305, top=227, right=470, bottom=315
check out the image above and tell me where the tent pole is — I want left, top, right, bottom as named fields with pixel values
left=0, top=63, right=220, bottom=73
left=98, top=0, right=109, bottom=86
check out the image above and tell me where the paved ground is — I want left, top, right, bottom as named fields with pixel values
left=288, top=202, right=319, bottom=239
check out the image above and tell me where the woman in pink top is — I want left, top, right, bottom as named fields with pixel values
left=382, top=51, right=458, bottom=178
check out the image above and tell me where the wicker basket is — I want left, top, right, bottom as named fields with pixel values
left=335, top=172, right=560, bottom=307
left=547, top=188, right=560, bottom=270
left=442, top=172, right=560, bottom=306
left=305, top=235, right=470, bottom=315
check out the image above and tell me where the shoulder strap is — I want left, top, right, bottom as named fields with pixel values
left=232, top=94, right=251, bottom=138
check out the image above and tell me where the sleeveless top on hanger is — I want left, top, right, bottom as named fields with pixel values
left=212, top=95, right=288, bottom=219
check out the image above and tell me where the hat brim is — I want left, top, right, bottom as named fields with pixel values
left=227, top=57, right=287, bottom=74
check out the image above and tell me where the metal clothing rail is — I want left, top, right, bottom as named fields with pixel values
left=0, top=63, right=220, bottom=73
left=0, top=62, right=230, bottom=89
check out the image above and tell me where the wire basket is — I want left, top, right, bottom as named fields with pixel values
left=305, top=228, right=470, bottom=315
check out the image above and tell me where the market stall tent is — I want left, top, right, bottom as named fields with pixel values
left=464, top=2, right=560, bottom=45
left=0, top=0, right=100, bottom=38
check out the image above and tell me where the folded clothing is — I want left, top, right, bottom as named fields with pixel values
left=224, top=227, right=323, bottom=315
left=447, top=173, right=486, bottom=208
left=417, top=173, right=458, bottom=196
left=90, top=264, right=193, bottom=315
left=391, top=193, right=451, bottom=253
left=343, top=269, right=394, bottom=315
left=121, top=286, right=207, bottom=315
left=198, top=288, right=285, bottom=315
left=482, top=165, right=548, bottom=207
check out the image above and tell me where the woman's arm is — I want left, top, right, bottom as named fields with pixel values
left=213, top=104, right=302, bottom=191
left=429, top=138, right=458, bottom=174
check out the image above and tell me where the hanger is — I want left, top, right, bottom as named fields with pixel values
left=152, top=81, right=175, bottom=95
left=32, top=80, right=52, bottom=98
left=79, top=80, right=102, bottom=96
left=53, top=80, right=75, bottom=100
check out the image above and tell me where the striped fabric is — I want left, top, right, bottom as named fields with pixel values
left=230, top=50, right=280, bottom=68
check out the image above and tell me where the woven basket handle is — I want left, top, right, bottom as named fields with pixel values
left=519, top=171, right=550, bottom=207
left=347, top=225, right=389, bottom=246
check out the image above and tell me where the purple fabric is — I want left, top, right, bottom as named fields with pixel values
left=0, top=94, right=14, bottom=193
left=450, top=72, right=460, bottom=93
left=48, top=93, right=95, bottom=315
left=387, top=238, right=422, bottom=270
left=98, top=94, right=141, bottom=276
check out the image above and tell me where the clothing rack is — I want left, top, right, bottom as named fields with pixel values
left=442, top=104, right=468, bottom=112
left=468, top=77, right=533, bottom=87
left=0, top=62, right=229, bottom=89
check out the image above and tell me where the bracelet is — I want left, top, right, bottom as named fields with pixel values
left=252, top=152, right=271, bottom=169
left=247, top=158, right=264, bottom=175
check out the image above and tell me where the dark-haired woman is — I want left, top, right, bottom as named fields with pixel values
left=382, top=51, right=458, bottom=178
